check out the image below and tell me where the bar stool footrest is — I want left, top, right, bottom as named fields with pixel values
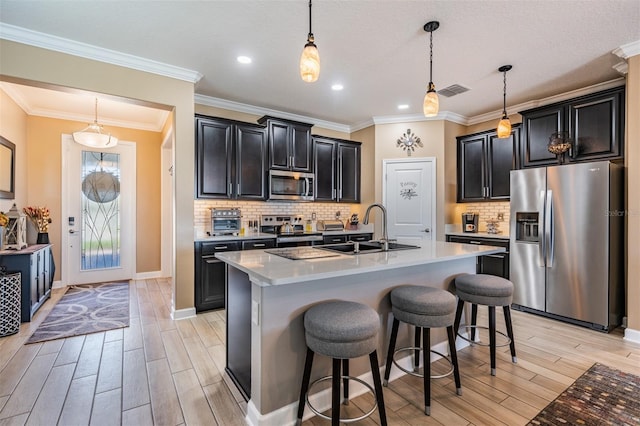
left=306, top=375, right=377, bottom=423
left=456, top=325, right=511, bottom=348
left=391, top=346, right=454, bottom=379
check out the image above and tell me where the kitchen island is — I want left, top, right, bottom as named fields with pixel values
left=216, top=241, right=504, bottom=426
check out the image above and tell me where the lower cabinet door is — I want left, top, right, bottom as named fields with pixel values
left=478, top=252, right=509, bottom=279
left=196, top=256, right=226, bottom=312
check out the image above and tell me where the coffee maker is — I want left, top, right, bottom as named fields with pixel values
left=462, top=212, right=479, bottom=233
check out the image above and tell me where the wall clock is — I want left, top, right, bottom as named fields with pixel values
left=396, top=129, right=423, bottom=156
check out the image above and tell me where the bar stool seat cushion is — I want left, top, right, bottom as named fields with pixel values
left=305, top=301, right=380, bottom=359
left=391, top=286, right=456, bottom=328
left=455, top=274, right=513, bottom=306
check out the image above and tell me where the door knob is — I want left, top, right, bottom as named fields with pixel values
left=423, top=228, right=430, bottom=233
left=69, top=229, right=76, bottom=234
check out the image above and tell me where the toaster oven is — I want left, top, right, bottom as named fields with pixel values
left=211, top=208, right=242, bottom=236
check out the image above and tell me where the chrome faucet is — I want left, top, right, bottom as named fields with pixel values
left=363, top=203, right=389, bottom=251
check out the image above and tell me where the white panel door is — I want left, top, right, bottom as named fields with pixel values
left=383, top=158, right=436, bottom=245
left=61, top=134, right=136, bottom=285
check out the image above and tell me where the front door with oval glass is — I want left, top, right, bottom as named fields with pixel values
left=62, top=135, right=136, bottom=285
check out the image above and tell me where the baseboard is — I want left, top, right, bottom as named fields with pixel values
left=623, top=327, right=640, bottom=344
left=52, top=280, right=65, bottom=289
left=134, top=270, right=163, bottom=279
left=244, top=337, right=471, bottom=426
left=171, top=307, right=196, bottom=320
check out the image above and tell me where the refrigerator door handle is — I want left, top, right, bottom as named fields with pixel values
left=545, top=189, right=554, bottom=267
left=538, top=190, right=546, bottom=267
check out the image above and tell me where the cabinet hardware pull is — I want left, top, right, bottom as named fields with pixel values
left=469, top=241, right=481, bottom=244
left=253, top=243, right=266, bottom=247
left=215, top=246, right=228, bottom=250
left=485, top=254, right=504, bottom=258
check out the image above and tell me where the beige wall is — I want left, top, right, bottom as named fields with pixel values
left=1, top=110, right=164, bottom=279
left=374, top=121, right=447, bottom=240
left=1, top=40, right=195, bottom=311
left=351, top=125, right=376, bottom=216
left=625, top=55, right=639, bottom=332
left=0, top=90, right=28, bottom=214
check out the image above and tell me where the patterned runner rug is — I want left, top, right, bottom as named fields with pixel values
left=26, top=282, right=129, bottom=344
left=528, top=362, right=640, bottom=425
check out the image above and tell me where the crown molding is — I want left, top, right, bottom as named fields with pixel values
left=612, top=39, right=640, bottom=59
left=613, top=61, right=628, bottom=75
left=371, top=111, right=469, bottom=126
left=466, top=78, right=626, bottom=125
left=349, top=118, right=375, bottom=133
left=0, top=81, right=168, bottom=131
left=0, top=23, right=202, bottom=84
left=194, top=94, right=351, bottom=134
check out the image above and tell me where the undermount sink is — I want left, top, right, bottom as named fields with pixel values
left=318, top=241, right=420, bottom=255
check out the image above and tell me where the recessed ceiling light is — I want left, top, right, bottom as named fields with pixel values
left=237, top=56, right=252, bottom=64
left=398, top=104, right=409, bottom=110
left=331, top=84, right=344, bottom=91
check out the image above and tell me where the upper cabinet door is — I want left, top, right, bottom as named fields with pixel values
left=487, top=127, right=519, bottom=200
left=569, top=89, right=624, bottom=162
left=337, top=142, right=361, bottom=203
left=267, top=121, right=290, bottom=170
left=291, top=124, right=312, bottom=172
left=196, top=116, right=233, bottom=198
left=457, top=134, right=486, bottom=202
left=313, top=138, right=336, bottom=201
left=236, top=124, right=267, bottom=200
left=520, top=105, right=564, bottom=168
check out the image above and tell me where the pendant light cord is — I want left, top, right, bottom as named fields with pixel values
left=94, top=98, right=99, bottom=124
left=502, top=70, right=507, bottom=115
left=308, top=0, right=313, bottom=38
left=429, top=30, right=433, bottom=83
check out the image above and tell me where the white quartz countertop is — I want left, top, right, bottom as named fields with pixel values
left=215, top=241, right=504, bottom=286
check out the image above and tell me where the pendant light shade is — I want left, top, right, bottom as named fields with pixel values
left=423, top=21, right=440, bottom=117
left=300, top=0, right=320, bottom=83
left=497, top=65, right=512, bottom=138
left=73, top=98, right=118, bottom=148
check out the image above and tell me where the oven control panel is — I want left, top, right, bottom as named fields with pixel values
left=260, top=215, right=305, bottom=226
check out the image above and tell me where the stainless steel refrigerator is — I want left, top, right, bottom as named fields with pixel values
left=509, top=161, right=624, bottom=331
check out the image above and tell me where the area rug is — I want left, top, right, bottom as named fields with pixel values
left=26, top=282, right=129, bottom=344
left=528, top=363, right=640, bottom=426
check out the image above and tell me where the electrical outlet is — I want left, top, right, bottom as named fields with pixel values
left=497, top=213, right=504, bottom=221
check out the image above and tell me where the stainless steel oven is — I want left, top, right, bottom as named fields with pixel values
left=268, top=170, right=314, bottom=201
left=211, top=208, right=241, bottom=236
left=260, top=214, right=323, bottom=247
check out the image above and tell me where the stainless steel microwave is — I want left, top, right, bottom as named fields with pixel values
left=268, top=170, right=314, bottom=201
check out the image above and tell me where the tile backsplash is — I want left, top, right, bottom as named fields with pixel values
left=194, top=200, right=358, bottom=233
left=454, top=201, right=510, bottom=229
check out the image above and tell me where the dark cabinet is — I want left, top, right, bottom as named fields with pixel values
left=323, top=235, right=347, bottom=244
left=195, top=238, right=276, bottom=312
left=258, top=116, right=312, bottom=172
left=195, top=241, right=240, bottom=312
left=0, top=244, right=55, bottom=322
left=457, top=126, right=519, bottom=202
left=520, top=86, right=624, bottom=167
left=446, top=235, right=509, bottom=279
left=313, top=136, right=361, bottom=203
left=347, top=233, right=373, bottom=242
left=195, top=115, right=267, bottom=199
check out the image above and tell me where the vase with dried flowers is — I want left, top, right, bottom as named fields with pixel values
left=23, top=206, right=52, bottom=244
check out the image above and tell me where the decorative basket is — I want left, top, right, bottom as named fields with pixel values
left=548, top=131, right=573, bottom=164
left=0, top=270, right=21, bottom=337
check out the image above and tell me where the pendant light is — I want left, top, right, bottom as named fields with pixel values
left=73, top=98, right=118, bottom=148
left=300, top=0, right=320, bottom=83
left=497, top=65, right=513, bottom=138
left=423, top=21, right=440, bottom=117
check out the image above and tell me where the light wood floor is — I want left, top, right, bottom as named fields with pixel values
left=1, top=278, right=639, bottom=426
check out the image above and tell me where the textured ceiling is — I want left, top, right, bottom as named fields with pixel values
left=1, top=0, right=639, bottom=130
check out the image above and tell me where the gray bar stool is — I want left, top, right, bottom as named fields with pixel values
left=383, top=285, right=462, bottom=416
left=453, top=274, right=517, bottom=376
left=295, top=300, right=387, bottom=426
